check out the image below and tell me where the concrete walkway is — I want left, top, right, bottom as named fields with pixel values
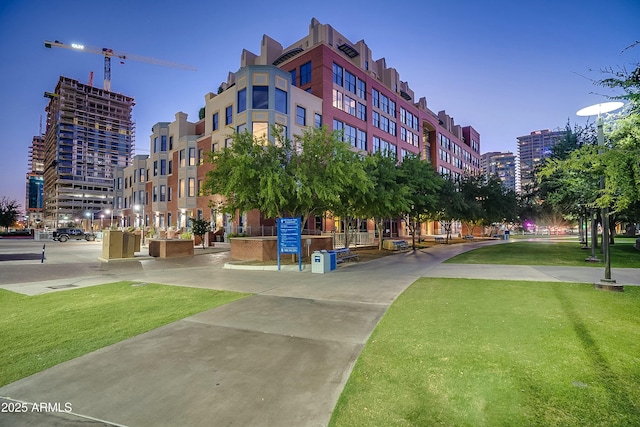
left=1, top=240, right=638, bottom=427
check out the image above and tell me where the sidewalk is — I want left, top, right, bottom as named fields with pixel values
left=1, top=241, right=637, bottom=427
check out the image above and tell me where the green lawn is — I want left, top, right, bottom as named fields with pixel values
left=330, top=278, right=640, bottom=427
left=0, top=282, right=249, bottom=387
left=445, top=239, right=640, bottom=268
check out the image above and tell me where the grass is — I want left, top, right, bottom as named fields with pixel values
left=0, top=282, right=249, bottom=387
left=444, top=239, right=640, bottom=268
left=330, top=278, right=640, bottom=427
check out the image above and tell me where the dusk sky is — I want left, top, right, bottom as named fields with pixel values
left=1, top=0, right=638, bottom=210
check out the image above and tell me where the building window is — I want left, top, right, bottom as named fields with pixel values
left=237, top=123, right=247, bottom=133
left=253, top=86, right=268, bottom=109
left=296, top=106, right=306, bottom=126
left=188, top=178, right=195, bottom=197
left=357, top=103, right=367, bottom=121
left=300, top=61, right=312, bottom=85
left=168, top=160, right=173, bottom=174
left=153, top=137, right=158, bottom=153
left=212, top=113, right=219, bottom=131
left=160, top=159, right=166, bottom=175
left=332, top=89, right=343, bottom=110
left=253, top=122, right=268, bottom=141
left=372, top=89, right=379, bottom=108
left=344, top=95, right=356, bottom=116
left=160, top=135, right=166, bottom=151
left=225, top=105, right=233, bottom=125
left=389, top=100, right=396, bottom=117
left=357, top=78, right=366, bottom=100
left=356, top=129, right=367, bottom=150
left=179, top=149, right=185, bottom=167
left=345, top=70, right=356, bottom=94
left=139, top=168, right=145, bottom=182
left=179, top=179, right=184, bottom=198
left=290, top=68, right=297, bottom=86
left=225, top=138, right=232, bottom=148
left=332, top=63, right=343, bottom=86
left=198, top=148, right=203, bottom=165
left=344, top=124, right=357, bottom=146
left=380, top=94, right=389, bottom=114
left=314, top=113, right=322, bottom=128
left=237, top=88, right=247, bottom=113
left=153, top=161, right=158, bottom=177
left=333, top=119, right=344, bottom=133
left=160, top=185, right=166, bottom=202
left=167, top=187, right=172, bottom=202
left=372, top=111, right=380, bottom=128
left=275, top=88, right=287, bottom=113
left=153, top=186, right=157, bottom=202
left=169, top=136, right=173, bottom=150
left=211, top=142, right=218, bottom=152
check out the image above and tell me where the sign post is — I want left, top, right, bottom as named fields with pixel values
left=277, top=217, right=302, bottom=271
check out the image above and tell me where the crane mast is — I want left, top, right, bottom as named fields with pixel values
left=44, top=40, right=196, bottom=91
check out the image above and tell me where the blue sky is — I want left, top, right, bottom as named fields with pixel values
left=1, top=0, right=638, bottom=209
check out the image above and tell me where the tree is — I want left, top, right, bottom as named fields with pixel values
left=0, top=197, right=20, bottom=232
left=190, top=217, right=211, bottom=249
left=433, top=177, right=465, bottom=242
left=359, top=152, right=410, bottom=250
left=595, top=41, right=640, bottom=112
left=397, top=154, right=443, bottom=249
left=201, top=126, right=370, bottom=237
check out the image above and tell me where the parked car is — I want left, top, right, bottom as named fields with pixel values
left=52, top=228, right=96, bottom=242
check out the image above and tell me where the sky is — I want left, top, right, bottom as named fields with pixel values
left=1, top=0, right=638, bottom=210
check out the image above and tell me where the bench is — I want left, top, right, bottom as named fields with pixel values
left=434, top=236, right=446, bottom=244
left=464, top=235, right=474, bottom=241
left=331, top=248, right=359, bottom=263
left=394, top=241, right=409, bottom=250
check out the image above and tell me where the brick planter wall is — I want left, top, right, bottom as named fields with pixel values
left=148, top=239, right=194, bottom=258
left=230, top=236, right=333, bottom=261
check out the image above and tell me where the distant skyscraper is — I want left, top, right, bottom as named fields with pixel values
left=516, top=129, right=566, bottom=193
left=42, top=76, right=135, bottom=228
left=25, top=135, right=45, bottom=227
left=481, top=151, right=516, bottom=192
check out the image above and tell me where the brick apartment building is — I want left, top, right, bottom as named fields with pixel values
left=115, top=18, right=481, bottom=237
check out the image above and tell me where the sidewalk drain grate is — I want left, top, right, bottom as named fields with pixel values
left=47, top=284, right=77, bottom=290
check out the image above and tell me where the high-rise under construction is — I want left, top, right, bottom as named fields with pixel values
left=43, top=76, right=135, bottom=229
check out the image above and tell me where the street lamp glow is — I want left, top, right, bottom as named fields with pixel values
left=576, top=101, right=624, bottom=117
left=576, top=101, right=623, bottom=287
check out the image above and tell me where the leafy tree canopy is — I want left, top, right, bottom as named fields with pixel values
left=0, top=197, right=21, bottom=231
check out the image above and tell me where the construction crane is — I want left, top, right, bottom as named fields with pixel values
left=44, top=40, right=197, bottom=92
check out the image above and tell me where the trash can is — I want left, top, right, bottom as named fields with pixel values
left=504, top=230, right=510, bottom=240
left=312, top=250, right=330, bottom=274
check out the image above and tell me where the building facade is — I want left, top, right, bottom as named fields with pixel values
left=26, top=134, right=45, bottom=227
left=42, top=76, right=135, bottom=230
left=481, top=151, right=517, bottom=192
left=114, top=18, right=482, bottom=237
left=516, top=129, right=566, bottom=193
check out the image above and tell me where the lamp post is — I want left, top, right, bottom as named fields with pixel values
left=135, top=204, right=145, bottom=246
left=85, top=211, right=93, bottom=232
left=576, top=101, right=623, bottom=287
left=105, top=209, right=110, bottom=228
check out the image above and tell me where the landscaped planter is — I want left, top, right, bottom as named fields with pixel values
left=230, top=236, right=332, bottom=261
left=148, top=239, right=194, bottom=258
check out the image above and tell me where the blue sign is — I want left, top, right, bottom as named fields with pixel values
left=277, top=217, right=302, bottom=271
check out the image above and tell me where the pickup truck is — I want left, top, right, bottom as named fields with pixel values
left=52, top=228, right=96, bottom=242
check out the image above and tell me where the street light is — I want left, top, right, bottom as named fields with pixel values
left=576, top=101, right=623, bottom=287
left=85, top=211, right=93, bottom=232
left=135, top=204, right=145, bottom=246
left=105, top=209, right=113, bottom=228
